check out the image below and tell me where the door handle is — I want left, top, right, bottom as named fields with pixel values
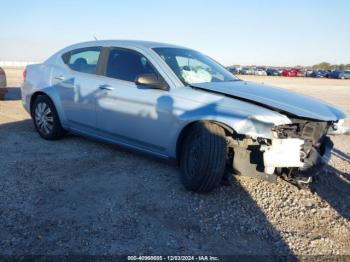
left=99, top=84, right=114, bottom=91
left=55, top=75, right=65, bottom=81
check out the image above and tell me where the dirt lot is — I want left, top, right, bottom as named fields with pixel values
left=0, top=68, right=349, bottom=256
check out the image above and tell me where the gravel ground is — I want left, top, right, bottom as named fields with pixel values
left=0, top=68, right=349, bottom=256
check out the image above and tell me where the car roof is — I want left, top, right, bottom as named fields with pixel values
left=62, top=40, right=189, bottom=52
left=45, top=40, right=193, bottom=64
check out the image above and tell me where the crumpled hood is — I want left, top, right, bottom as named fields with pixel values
left=192, top=81, right=346, bottom=121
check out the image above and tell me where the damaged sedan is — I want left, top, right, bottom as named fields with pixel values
left=21, top=40, right=346, bottom=192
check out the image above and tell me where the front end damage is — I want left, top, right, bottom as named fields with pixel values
left=228, top=119, right=334, bottom=187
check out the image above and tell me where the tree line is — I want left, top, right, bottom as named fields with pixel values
left=311, top=62, right=350, bottom=70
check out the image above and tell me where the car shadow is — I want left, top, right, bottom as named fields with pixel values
left=332, top=148, right=350, bottom=163
left=0, top=119, right=295, bottom=257
left=310, top=159, right=350, bottom=220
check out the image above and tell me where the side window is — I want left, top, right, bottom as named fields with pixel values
left=63, top=47, right=101, bottom=74
left=106, top=49, right=156, bottom=82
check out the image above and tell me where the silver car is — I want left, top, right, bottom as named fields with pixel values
left=254, top=68, right=267, bottom=76
left=21, top=40, right=346, bottom=192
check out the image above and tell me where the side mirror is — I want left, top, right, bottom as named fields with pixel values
left=135, top=73, right=169, bottom=90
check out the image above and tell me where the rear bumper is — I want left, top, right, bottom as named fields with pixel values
left=20, top=83, right=31, bottom=114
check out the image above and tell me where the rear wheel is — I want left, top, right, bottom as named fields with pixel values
left=180, top=122, right=227, bottom=193
left=32, top=95, right=66, bottom=140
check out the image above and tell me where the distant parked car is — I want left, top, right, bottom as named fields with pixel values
left=0, top=67, right=7, bottom=99
left=240, top=67, right=254, bottom=75
left=305, top=70, right=314, bottom=77
left=282, top=69, right=298, bottom=77
left=228, top=67, right=239, bottom=75
left=328, top=70, right=350, bottom=79
left=309, top=70, right=328, bottom=78
left=266, top=68, right=280, bottom=76
left=297, top=69, right=306, bottom=77
left=254, top=67, right=267, bottom=76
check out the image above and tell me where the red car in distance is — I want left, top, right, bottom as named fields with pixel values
left=282, top=68, right=299, bottom=77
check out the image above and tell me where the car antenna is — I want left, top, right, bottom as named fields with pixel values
left=93, top=36, right=98, bottom=41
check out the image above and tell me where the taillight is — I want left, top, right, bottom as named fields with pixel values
left=23, top=68, right=27, bottom=80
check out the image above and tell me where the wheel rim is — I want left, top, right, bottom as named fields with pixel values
left=34, top=102, right=53, bottom=134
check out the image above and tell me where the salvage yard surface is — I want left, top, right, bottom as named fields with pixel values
left=0, top=68, right=349, bottom=256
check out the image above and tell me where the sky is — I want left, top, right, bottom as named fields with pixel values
left=0, top=0, right=349, bottom=66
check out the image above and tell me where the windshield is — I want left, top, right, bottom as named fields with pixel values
left=153, top=47, right=239, bottom=85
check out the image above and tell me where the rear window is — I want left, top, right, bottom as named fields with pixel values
left=63, top=47, right=101, bottom=74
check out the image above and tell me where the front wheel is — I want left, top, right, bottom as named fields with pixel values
left=180, top=122, right=227, bottom=193
left=32, top=95, right=66, bottom=140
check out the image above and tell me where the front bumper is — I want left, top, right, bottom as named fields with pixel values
left=230, top=135, right=334, bottom=184
left=281, top=137, right=334, bottom=186
left=262, top=136, right=333, bottom=175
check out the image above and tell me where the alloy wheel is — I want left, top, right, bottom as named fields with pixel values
left=34, top=102, right=54, bottom=135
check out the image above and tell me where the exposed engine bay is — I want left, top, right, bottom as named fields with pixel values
left=227, top=118, right=334, bottom=187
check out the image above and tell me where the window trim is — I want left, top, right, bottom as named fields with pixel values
left=61, top=46, right=104, bottom=76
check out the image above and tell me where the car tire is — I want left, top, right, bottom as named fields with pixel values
left=180, top=122, right=227, bottom=193
left=32, top=95, right=66, bottom=140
